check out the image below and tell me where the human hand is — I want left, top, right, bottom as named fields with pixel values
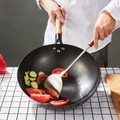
left=93, top=11, right=116, bottom=49
left=40, top=0, right=65, bottom=26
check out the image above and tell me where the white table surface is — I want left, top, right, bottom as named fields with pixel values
left=0, top=67, right=119, bottom=120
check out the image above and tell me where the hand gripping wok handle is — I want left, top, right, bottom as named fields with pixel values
left=55, top=16, right=63, bottom=44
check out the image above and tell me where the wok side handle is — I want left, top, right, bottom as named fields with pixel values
left=55, top=16, right=63, bottom=44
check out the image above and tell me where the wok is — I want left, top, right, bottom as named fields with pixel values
left=17, top=17, right=101, bottom=109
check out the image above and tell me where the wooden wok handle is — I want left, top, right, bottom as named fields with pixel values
left=55, top=16, right=63, bottom=44
left=55, top=16, right=62, bottom=35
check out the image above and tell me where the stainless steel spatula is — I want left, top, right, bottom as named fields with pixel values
left=43, top=17, right=95, bottom=99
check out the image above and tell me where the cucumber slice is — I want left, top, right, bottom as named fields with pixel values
left=38, top=71, right=45, bottom=76
left=31, top=81, right=38, bottom=89
left=24, top=76, right=30, bottom=86
left=25, top=71, right=29, bottom=80
left=29, top=71, right=37, bottom=78
left=29, top=77, right=36, bottom=81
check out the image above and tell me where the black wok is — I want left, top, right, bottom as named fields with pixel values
left=17, top=17, right=101, bottom=109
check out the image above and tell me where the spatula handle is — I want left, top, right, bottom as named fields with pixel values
left=88, top=39, right=94, bottom=47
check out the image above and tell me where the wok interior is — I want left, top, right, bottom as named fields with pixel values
left=17, top=44, right=101, bottom=105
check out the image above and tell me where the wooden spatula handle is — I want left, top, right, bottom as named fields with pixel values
left=88, top=39, right=94, bottom=47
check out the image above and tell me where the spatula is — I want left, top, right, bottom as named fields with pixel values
left=43, top=17, right=94, bottom=99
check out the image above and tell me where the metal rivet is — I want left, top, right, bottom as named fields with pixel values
left=61, top=47, right=65, bottom=50
left=57, top=50, right=61, bottom=53
left=52, top=47, right=56, bottom=50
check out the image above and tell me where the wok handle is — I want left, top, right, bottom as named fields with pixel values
left=55, top=16, right=62, bottom=35
left=55, top=16, right=63, bottom=44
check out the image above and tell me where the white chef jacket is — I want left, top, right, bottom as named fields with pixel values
left=36, top=0, right=120, bottom=53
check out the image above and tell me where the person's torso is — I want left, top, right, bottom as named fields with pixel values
left=44, top=0, right=111, bottom=53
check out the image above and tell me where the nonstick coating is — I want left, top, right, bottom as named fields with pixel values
left=17, top=44, right=101, bottom=108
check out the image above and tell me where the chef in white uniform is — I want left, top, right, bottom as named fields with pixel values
left=35, top=0, right=120, bottom=67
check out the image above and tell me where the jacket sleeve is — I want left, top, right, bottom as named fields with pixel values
left=101, top=0, right=120, bottom=29
left=36, top=0, right=41, bottom=9
left=35, top=0, right=41, bottom=9
left=35, top=0, right=48, bottom=10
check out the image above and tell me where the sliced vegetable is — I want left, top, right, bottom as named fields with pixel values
left=38, top=71, right=45, bottom=76
left=26, top=88, right=42, bottom=95
left=24, top=76, right=30, bottom=86
left=31, top=81, right=38, bottom=89
left=47, top=88, right=59, bottom=100
left=50, top=99, right=70, bottom=106
left=36, top=74, right=48, bottom=84
left=41, top=89, right=47, bottom=94
left=43, top=102, right=50, bottom=105
left=25, top=71, right=30, bottom=76
left=29, top=71, right=37, bottom=78
left=41, top=89, right=57, bottom=100
left=29, top=77, right=36, bottom=81
left=30, top=94, right=50, bottom=103
left=52, top=68, right=68, bottom=77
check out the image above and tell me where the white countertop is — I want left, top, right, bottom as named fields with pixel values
left=0, top=67, right=119, bottom=120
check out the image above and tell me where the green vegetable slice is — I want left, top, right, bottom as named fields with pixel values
left=29, top=71, right=37, bottom=78
left=38, top=71, right=45, bottom=76
left=24, top=76, right=30, bottom=86
left=25, top=71, right=29, bottom=80
left=31, top=81, right=38, bottom=89
left=29, top=77, right=36, bottom=81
